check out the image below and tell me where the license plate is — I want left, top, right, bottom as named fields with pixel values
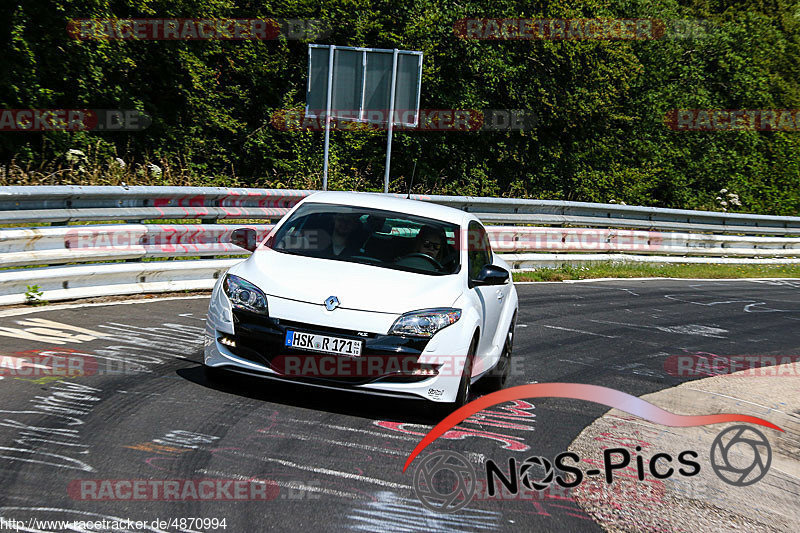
left=285, top=330, right=362, bottom=357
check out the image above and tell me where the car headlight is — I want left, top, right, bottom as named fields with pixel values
left=389, top=308, right=461, bottom=337
left=223, top=274, right=268, bottom=314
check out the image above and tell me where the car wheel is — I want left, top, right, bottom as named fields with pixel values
left=429, top=335, right=477, bottom=420
left=454, top=338, right=476, bottom=407
left=480, top=312, right=516, bottom=392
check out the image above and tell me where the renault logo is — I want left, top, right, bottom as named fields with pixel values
left=324, top=296, right=340, bottom=311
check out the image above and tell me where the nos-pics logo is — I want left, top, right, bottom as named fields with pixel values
left=404, top=383, right=782, bottom=513
left=414, top=425, right=772, bottom=513
left=413, top=424, right=772, bottom=513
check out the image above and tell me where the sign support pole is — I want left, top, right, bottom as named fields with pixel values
left=322, top=45, right=335, bottom=191
left=383, top=48, right=399, bottom=194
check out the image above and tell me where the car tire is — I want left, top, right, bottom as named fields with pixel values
left=480, top=312, right=516, bottom=392
left=429, top=335, right=477, bottom=420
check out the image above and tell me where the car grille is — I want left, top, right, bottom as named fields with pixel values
left=227, top=309, right=432, bottom=385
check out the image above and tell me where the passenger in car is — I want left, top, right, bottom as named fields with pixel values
left=322, top=212, right=364, bottom=257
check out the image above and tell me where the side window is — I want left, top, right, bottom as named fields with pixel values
left=467, top=221, right=491, bottom=280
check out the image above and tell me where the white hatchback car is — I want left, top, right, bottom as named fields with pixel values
left=204, top=191, right=518, bottom=409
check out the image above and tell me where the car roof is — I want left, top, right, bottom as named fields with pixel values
left=299, top=191, right=474, bottom=226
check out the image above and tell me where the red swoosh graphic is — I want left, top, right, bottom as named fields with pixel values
left=403, top=383, right=784, bottom=472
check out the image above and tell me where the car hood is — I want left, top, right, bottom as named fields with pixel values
left=231, top=249, right=463, bottom=315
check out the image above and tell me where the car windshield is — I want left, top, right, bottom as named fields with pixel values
left=267, top=203, right=461, bottom=275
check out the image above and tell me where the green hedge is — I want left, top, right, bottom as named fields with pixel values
left=1, top=0, right=799, bottom=214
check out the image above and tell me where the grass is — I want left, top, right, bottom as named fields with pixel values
left=512, top=262, right=800, bottom=282
left=0, top=147, right=229, bottom=188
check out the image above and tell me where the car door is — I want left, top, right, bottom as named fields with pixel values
left=467, top=221, right=505, bottom=366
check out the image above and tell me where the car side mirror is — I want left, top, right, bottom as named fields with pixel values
left=231, top=228, right=258, bottom=252
left=472, top=264, right=510, bottom=286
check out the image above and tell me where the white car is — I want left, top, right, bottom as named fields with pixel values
left=204, top=191, right=518, bottom=409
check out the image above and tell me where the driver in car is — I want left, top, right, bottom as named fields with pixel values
left=406, top=225, right=456, bottom=271
left=414, top=226, right=445, bottom=259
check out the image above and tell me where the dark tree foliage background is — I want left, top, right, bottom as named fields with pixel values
left=1, top=0, right=799, bottom=214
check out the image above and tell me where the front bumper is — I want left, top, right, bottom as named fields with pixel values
left=203, top=282, right=470, bottom=402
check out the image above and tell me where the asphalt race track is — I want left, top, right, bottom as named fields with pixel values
left=0, top=279, right=798, bottom=532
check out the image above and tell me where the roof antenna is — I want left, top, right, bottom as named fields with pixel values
left=407, top=160, right=417, bottom=199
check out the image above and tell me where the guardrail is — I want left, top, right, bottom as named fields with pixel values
left=1, top=186, right=799, bottom=305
